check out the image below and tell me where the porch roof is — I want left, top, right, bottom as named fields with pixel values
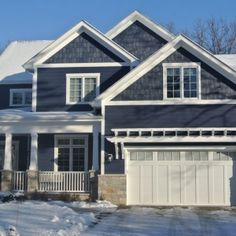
left=0, top=109, right=102, bottom=123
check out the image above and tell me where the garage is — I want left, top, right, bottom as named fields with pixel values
left=127, top=149, right=235, bottom=206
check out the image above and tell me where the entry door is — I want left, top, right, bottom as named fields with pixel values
left=127, top=150, right=234, bottom=206
left=0, top=142, right=19, bottom=170
left=56, top=136, right=88, bottom=171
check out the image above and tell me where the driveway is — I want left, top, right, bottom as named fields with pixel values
left=83, top=207, right=236, bottom=236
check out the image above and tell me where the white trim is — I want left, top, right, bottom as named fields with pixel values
left=54, top=134, right=88, bottom=172
left=24, top=21, right=138, bottom=70
left=29, top=133, right=38, bottom=171
left=163, top=62, right=201, bottom=100
left=105, top=99, right=236, bottom=106
left=3, top=133, right=12, bottom=170
left=106, top=10, right=174, bottom=42
left=95, top=35, right=236, bottom=104
left=32, top=68, right=37, bottom=112
left=66, top=73, right=100, bottom=105
left=9, top=88, right=32, bottom=107
left=36, top=62, right=136, bottom=68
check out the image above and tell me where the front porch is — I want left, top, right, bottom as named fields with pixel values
left=0, top=111, right=101, bottom=198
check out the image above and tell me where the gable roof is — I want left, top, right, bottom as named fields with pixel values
left=95, top=34, right=236, bottom=105
left=0, top=40, right=52, bottom=84
left=106, top=10, right=175, bottom=42
left=24, top=21, right=138, bottom=70
left=215, top=54, right=236, bottom=71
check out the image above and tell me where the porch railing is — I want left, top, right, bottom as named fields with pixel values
left=38, top=171, right=90, bottom=193
left=12, top=171, right=26, bottom=191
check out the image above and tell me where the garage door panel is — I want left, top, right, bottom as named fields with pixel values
left=128, top=165, right=140, bottom=205
left=141, top=165, right=153, bottom=204
left=170, top=165, right=181, bottom=204
left=198, top=165, right=209, bottom=204
left=184, top=165, right=197, bottom=204
left=213, top=165, right=224, bottom=204
left=156, top=165, right=168, bottom=204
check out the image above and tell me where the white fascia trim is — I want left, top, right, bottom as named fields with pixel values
left=66, top=73, right=100, bottom=105
left=32, top=68, right=37, bottom=112
left=106, top=136, right=236, bottom=143
left=96, top=35, right=236, bottom=103
left=24, top=21, right=138, bottom=69
left=37, top=62, right=135, bottom=68
left=106, top=10, right=174, bottom=42
left=106, top=99, right=236, bottom=106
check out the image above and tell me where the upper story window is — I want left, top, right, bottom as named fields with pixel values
left=163, top=63, right=201, bottom=100
left=10, top=89, right=32, bottom=107
left=66, top=73, right=100, bottom=104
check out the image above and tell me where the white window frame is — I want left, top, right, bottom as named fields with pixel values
left=54, top=135, right=88, bottom=172
left=163, top=63, right=201, bottom=100
left=66, top=73, right=100, bottom=104
left=10, top=89, right=32, bottom=107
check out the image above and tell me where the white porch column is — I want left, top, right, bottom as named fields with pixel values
left=92, top=125, right=99, bottom=170
left=3, top=133, right=12, bottom=170
left=29, top=133, right=38, bottom=171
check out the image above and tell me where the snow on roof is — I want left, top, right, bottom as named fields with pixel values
left=0, top=40, right=53, bottom=83
left=215, top=54, right=236, bottom=71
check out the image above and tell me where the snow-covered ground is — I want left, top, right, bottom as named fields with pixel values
left=0, top=200, right=116, bottom=236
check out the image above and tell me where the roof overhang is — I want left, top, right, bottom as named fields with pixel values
left=106, top=10, right=175, bottom=42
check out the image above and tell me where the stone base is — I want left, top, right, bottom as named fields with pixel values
left=26, top=170, right=39, bottom=192
left=98, top=174, right=126, bottom=205
left=1, top=170, right=12, bottom=192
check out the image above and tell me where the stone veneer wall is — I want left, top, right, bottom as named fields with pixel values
left=98, top=174, right=126, bottom=205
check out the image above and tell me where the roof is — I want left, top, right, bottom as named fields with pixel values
left=106, top=10, right=175, bottom=42
left=215, top=54, right=236, bottom=71
left=24, top=20, right=138, bottom=70
left=0, top=40, right=52, bottom=84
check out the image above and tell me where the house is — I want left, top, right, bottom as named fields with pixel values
left=1, top=11, right=236, bottom=206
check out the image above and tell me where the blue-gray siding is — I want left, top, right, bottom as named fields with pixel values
left=45, top=32, right=124, bottom=63
left=113, top=21, right=167, bottom=61
left=38, top=133, right=93, bottom=171
left=105, top=104, right=236, bottom=135
left=0, top=84, right=32, bottom=110
left=37, top=67, right=130, bottom=111
left=113, top=48, right=236, bottom=101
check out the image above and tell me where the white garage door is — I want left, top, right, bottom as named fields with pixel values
left=127, top=150, right=235, bottom=206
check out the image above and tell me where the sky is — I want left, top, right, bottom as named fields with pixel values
left=0, top=0, right=236, bottom=49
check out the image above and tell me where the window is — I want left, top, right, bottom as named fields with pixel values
left=10, top=89, right=32, bottom=106
left=163, top=63, right=200, bottom=100
left=130, top=152, right=153, bottom=161
left=185, top=151, right=208, bottom=161
left=157, top=151, right=180, bottom=161
left=55, top=136, right=88, bottom=171
left=66, top=73, right=100, bottom=104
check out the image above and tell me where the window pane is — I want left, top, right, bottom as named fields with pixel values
left=183, top=68, right=197, bottom=98
left=158, top=152, right=164, bottom=161
left=25, top=91, right=32, bottom=105
left=166, top=68, right=180, bottom=98
left=213, top=152, right=220, bottom=161
left=164, top=152, right=172, bottom=161
left=57, top=138, right=70, bottom=146
left=72, top=147, right=85, bottom=171
left=72, top=138, right=85, bottom=145
left=84, top=78, right=97, bottom=102
left=200, top=152, right=208, bottom=161
left=145, top=152, right=153, bottom=161
left=138, top=152, right=145, bottom=161
left=12, top=92, right=23, bottom=105
left=130, top=152, right=137, bottom=161
left=172, top=152, right=180, bottom=161
left=192, top=152, right=200, bottom=161
left=185, top=152, right=192, bottom=161
left=70, top=77, right=82, bottom=103
left=58, top=148, right=70, bottom=171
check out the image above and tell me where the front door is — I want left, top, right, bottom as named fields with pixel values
left=55, top=136, right=88, bottom=171
left=0, top=142, right=19, bottom=170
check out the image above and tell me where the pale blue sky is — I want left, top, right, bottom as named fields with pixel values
left=0, top=0, right=236, bottom=48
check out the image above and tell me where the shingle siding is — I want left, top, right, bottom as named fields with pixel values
left=105, top=105, right=236, bottom=135
left=45, top=32, right=124, bottom=63
left=37, top=66, right=130, bottom=112
left=113, top=21, right=167, bottom=61
left=113, top=48, right=236, bottom=101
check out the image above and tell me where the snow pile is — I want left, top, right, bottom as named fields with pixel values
left=0, top=201, right=97, bottom=236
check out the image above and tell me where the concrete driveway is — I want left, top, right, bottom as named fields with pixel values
left=83, top=207, right=236, bottom=236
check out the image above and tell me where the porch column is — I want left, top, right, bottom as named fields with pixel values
left=27, top=133, right=39, bottom=192
left=3, top=133, right=12, bottom=170
left=29, top=133, right=38, bottom=171
left=1, top=133, right=13, bottom=191
left=92, top=125, right=99, bottom=170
